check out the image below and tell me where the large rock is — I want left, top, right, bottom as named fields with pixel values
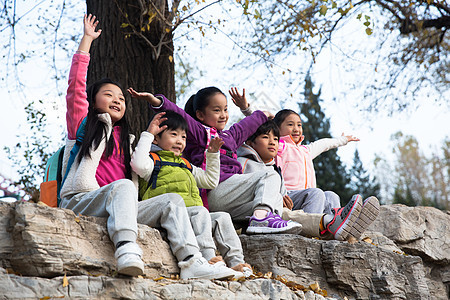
left=1, top=202, right=449, bottom=299
left=7, top=202, right=178, bottom=278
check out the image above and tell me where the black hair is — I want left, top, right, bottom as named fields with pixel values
left=78, top=78, right=132, bottom=179
left=273, top=109, right=301, bottom=127
left=155, top=110, right=189, bottom=137
left=184, top=86, right=225, bottom=122
left=247, top=120, right=280, bottom=143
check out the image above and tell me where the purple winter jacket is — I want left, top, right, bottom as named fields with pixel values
left=154, top=95, right=268, bottom=183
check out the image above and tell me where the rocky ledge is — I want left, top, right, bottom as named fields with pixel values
left=0, top=202, right=448, bottom=299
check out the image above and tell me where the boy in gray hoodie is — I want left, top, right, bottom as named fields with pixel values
left=237, top=120, right=378, bottom=241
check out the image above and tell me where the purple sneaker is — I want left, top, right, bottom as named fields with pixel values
left=246, top=211, right=302, bottom=234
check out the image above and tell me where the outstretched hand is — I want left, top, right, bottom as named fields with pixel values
left=229, top=87, right=249, bottom=110
left=146, top=112, right=168, bottom=136
left=342, top=133, right=360, bottom=142
left=207, top=137, right=224, bottom=153
left=128, top=87, right=162, bottom=107
left=84, top=14, right=102, bottom=40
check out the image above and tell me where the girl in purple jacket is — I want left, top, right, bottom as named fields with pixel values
left=128, top=87, right=302, bottom=234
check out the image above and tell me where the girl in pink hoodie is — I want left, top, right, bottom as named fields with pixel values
left=273, top=109, right=359, bottom=214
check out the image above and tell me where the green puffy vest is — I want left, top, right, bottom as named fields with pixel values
left=139, top=150, right=203, bottom=207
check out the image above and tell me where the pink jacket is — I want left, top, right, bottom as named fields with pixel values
left=65, top=53, right=126, bottom=187
left=276, top=135, right=348, bottom=191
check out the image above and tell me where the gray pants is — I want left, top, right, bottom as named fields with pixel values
left=208, top=170, right=283, bottom=221
left=289, top=188, right=340, bottom=214
left=188, top=207, right=245, bottom=268
left=60, top=179, right=139, bottom=246
left=61, top=179, right=201, bottom=262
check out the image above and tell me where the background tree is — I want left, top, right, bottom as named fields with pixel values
left=349, top=149, right=380, bottom=200
left=236, top=0, right=449, bottom=112
left=376, top=132, right=449, bottom=209
left=300, top=75, right=353, bottom=205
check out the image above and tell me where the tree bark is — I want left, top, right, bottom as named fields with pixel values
left=85, top=0, right=175, bottom=139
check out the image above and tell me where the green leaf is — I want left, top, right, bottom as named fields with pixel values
left=365, top=28, right=373, bottom=35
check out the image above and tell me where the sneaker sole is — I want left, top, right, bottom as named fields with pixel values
left=118, top=262, right=144, bottom=277
left=246, top=223, right=302, bottom=234
left=334, top=195, right=363, bottom=241
left=185, top=271, right=236, bottom=281
left=348, top=196, right=380, bottom=240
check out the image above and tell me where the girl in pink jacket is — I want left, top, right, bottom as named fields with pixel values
left=273, top=109, right=359, bottom=214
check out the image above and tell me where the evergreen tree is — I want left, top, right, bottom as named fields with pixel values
left=300, top=75, right=353, bottom=205
left=393, top=186, right=416, bottom=207
left=349, top=149, right=380, bottom=200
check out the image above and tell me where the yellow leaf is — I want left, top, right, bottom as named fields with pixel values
left=120, top=23, right=129, bottom=28
left=309, top=282, right=320, bottom=292
left=182, top=5, right=188, bottom=11
left=265, top=49, right=270, bottom=56
left=362, top=237, right=372, bottom=244
left=365, top=28, right=373, bottom=35
left=75, top=216, right=80, bottom=223
left=63, top=273, right=69, bottom=287
left=319, top=5, right=328, bottom=16
left=168, top=56, right=173, bottom=63
left=165, top=28, right=171, bottom=33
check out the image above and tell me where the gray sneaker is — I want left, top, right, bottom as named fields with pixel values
left=326, top=194, right=363, bottom=241
left=348, top=196, right=380, bottom=240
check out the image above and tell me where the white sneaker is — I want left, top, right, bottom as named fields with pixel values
left=242, top=267, right=253, bottom=277
left=178, top=253, right=235, bottom=280
left=115, top=242, right=144, bottom=276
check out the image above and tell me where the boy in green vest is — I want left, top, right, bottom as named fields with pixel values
left=131, top=111, right=252, bottom=277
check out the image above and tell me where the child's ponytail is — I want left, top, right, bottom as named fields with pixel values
left=184, top=94, right=197, bottom=120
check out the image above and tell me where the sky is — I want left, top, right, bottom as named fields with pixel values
left=1, top=2, right=449, bottom=200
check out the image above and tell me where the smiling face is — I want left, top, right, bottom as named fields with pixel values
left=278, top=113, right=303, bottom=143
left=248, top=130, right=279, bottom=163
left=196, top=93, right=229, bottom=131
left=93, top=83, right=126, bottom=124
left=154, top=128, right=187, bottom=156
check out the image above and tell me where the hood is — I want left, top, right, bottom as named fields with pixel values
left=280, top=134, right=304, bottom=146
left=151, top=144, right=164, bottom=152
left=237, top=143, right=275, bottom=166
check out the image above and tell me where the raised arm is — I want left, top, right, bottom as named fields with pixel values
left=78, top=14, right=102, bottom=53
left=66, top=14, right=102, bottom=140
left=308, top=135, right=353, bottom=160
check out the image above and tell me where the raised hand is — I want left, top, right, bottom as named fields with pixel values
left=84, top=14, right=102, bottom=40
left=78, top=14, right=102, bottom=53
left=128, top=87, right=162, bottom=106
left=229, top=87, right=249, bottom=110
left=146, top=112, right=168, bottom=136
left=207, top=136, right=224, bottom=153
left=342, top=133, right=360, bottom=142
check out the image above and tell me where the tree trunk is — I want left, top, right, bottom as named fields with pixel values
left=85, top=0, right=175, bottom=139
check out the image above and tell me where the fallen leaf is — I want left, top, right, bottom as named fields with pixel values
left=62, top=273, right=69, bottom=287
left=362, top=237, right=372, bottom=244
